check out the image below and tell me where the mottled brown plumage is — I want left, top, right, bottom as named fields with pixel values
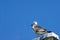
left=32, top=25, right=47, bottom=34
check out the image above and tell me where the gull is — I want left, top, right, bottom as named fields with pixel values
left=31, top=21, right=47, bottom=35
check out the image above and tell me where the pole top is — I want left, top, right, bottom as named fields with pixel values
left=42, top=31, right=59, bottom=40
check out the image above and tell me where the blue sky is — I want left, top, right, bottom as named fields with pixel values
left=0, top=0, right=60, bottom=40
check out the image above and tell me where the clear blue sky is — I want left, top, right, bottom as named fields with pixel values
left=0, top=0, right=60, bottom=40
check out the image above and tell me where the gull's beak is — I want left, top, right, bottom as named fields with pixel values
left=31, top=23, right=33, bottom=26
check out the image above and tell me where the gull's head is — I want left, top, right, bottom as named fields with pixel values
left=33, top=21, right=38, bottom=25
left=31, top=21, right=38, bottom=26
